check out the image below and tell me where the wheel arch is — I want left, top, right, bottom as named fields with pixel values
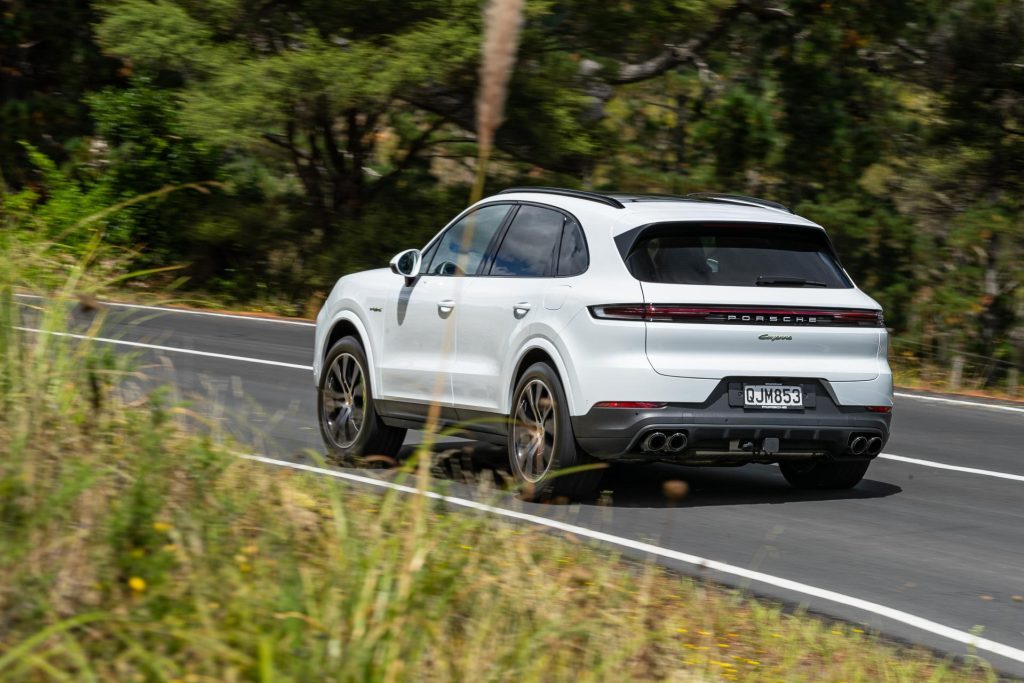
left=319, top=310, right=379, bottom=397
left=507, top=339, right=578, bottom=416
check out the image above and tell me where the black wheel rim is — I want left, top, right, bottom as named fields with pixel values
left=322, top=352, right=365, bottom=448
left=512, top=379, right=557, bottom=483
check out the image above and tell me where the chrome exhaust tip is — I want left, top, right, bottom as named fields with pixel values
left=866, top=436, right=883, bottom=457
left=666, top=432, right=688, bottom=453
left=642, top=432, right=667, bottom=452
left=849, top=435, right=868, bottom=456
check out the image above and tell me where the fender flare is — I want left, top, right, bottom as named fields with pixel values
left=319, top=308, right=380, bottom=396
left=506, top=337, right=580, bottom=416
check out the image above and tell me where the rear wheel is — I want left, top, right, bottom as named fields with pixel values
left=508, top=362, right=603, bottom=502
left=318, top=337, right=405, bottom=462
left=779, top=459, right=870, bottom=490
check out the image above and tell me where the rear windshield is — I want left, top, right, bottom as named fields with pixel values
left=621, top=223, right=851, bottom=288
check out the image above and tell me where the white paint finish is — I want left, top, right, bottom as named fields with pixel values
left=894, top=392, right=1024, bottom=415
left=16, top=327, right=313, bottom=371
left=239, top=453, right=1024, bottom=667
left=542, top=285, right=570, bottom=311
left=379, top=275, right=458, bottom=406
left=639, top=282, right=885, bottom=382
left=880, top=453, right=1024, bottom=483
left=452, top=276, right=541, bottom=412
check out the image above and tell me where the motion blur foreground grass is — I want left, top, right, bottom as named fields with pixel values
left=0, top=242, right=999, bottom=682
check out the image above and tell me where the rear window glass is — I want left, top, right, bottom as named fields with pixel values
left=622, top=223, right=851, bottom=288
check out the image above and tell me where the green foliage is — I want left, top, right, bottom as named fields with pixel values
left=2, top=0, right=1023, bottom=374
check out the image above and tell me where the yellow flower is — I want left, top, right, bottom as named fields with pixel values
left=242, top=544, right=259, bottom=555
left=153, top=521, right=172, bottom=533
left=128, top=577, right=146, bottom=592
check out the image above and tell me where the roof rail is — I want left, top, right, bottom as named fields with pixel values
left=498, top=186, right=625, bottom=209
left=685, top=193, right=791, bottom=213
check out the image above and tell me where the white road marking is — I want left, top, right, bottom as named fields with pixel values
left=14, top=293, right=315, bottom=327
left=240, top=453, right=1024, bottom=666
left=15, top=327, right=313, bottom=371
left=880, top=453, right=1024, bottom=482
left=895, top=391, right=1024, bottom=415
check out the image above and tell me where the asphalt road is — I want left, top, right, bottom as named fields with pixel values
left=26, top=297, right=1024, bottom=677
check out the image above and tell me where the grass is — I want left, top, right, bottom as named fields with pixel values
left=0, top=231, right=1005, bottom=681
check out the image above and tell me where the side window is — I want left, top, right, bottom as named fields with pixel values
left=418, top=239, right=439, bottom=275
left=425, top=204, right=511, bottom=276
left=557, top=217, right=588, bottom=276
left=489, top=205, right=564, bottom=277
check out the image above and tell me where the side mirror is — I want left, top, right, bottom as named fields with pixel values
left=389, top=249, right=421, bottom=286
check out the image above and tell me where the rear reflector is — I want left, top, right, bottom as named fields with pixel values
left=593, top=401, right=667, bottom=409
left=589, top=304, right=884, bottom=327
left=866, top=406, right=892, bottom=413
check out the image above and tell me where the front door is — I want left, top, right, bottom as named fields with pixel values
left=379, top=203, right=512, bottom=408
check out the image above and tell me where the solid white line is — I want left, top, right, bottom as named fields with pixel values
left=14, top=293, right=315, bottom=327
left=895, top=391, right=1024, bottom=415
left=239, top=453, right=1024, bottom=666
left=880, top=453, right=1024, bottom=482
left=15, top=327, right=313, bottom=371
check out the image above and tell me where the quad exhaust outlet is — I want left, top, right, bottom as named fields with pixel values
left=849, top=436, right=868, bottom=456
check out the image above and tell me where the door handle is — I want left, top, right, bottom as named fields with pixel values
left=437, top=299, right=455, bottom=315
left=513, top=302, right=532, bottom=318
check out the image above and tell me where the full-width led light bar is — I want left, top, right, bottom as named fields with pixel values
left=589, top=304, right=884, bottom=327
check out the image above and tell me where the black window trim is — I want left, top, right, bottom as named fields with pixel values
left=482, top=200, right=591, bottom=279
left=419, top=202, right=517, bottom=278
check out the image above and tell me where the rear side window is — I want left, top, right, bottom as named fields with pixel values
left=623, top=223, right=851, bottom=288
left=557, top=217, right=588, bottom=276
left=489, top=205, right=564, bottom=277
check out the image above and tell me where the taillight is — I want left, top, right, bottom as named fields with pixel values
left=588, top=304, right=648, bottom=320
left=593, top=401, right=666, bottom=409
left=866, top=406, right=892, bottom=413
left=589, top=304, right=884, bottom=327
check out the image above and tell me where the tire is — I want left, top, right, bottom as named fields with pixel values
left=779, top=458, right=870, bottom=490
left=318, top=336, right=406, bottom=462
left=508, top=362, right=603, bottom=502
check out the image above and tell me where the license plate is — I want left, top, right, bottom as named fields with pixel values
left=743, top=384, right=803, bottom=409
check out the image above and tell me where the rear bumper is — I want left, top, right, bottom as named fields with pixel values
left=572, top=379, right=891, bottom=462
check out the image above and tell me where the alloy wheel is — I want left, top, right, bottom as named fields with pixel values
left=321, top=352, right=366, bottom=448
left=512, top=379, right=557, bottom=483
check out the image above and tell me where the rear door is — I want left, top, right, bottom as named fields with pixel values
left=453, top=204, right=569, bottom=416
left=622, top=222, right=883, bottom=382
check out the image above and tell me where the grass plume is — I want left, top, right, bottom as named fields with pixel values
left=472, top=0, right=525, bottom=202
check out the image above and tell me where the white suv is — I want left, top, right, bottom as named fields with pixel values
left=314, top=187, right=893, bottom=500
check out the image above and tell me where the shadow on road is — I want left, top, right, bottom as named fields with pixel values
left=399, top=441, right=903, bottom=510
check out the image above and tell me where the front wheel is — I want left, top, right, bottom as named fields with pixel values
left=318, top=337, right=406, bottom=462
left=779, top=459, right=870, bottom=490
left=508, top=362, right=603, bottom=502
